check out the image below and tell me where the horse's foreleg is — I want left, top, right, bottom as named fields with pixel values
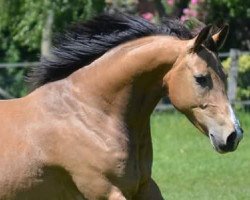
left=72, top=171, right=127, bottom=200
left=134, top=178, right=164, bottom=200
left=108, top=186, right=127, bottom=200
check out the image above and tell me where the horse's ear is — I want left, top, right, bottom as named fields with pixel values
left=212, top=24, right=229, bottom=50
left=191, top=25, right=212, bottom=52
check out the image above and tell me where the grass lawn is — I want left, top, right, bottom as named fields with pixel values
left=151, top=111, right=250, bottom=200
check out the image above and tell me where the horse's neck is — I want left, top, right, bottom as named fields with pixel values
left=70, top=36, right=184, bottom=127
left=6, top=36, right=184, bottom=165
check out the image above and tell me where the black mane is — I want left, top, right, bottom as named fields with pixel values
left=28, top=13, right=192, bottom=89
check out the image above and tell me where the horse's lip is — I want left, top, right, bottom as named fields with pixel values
left=208, top=133, right=226, bottom=154
left=208, top=133, right=217, bottom=150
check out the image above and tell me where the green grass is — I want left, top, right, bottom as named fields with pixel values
left=151, top=111, right=250, bottom=200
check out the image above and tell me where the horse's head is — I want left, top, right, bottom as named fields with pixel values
left=165, top=24, right=243, bottom=153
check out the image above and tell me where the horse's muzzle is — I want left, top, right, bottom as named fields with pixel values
left=209, top=128, right=243, bottom=153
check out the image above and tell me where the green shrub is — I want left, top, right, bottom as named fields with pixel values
left=222, top=54, right=250, bottom=100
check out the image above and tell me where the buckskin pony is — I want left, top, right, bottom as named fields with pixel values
left=0, top=13, right=243, bottom=200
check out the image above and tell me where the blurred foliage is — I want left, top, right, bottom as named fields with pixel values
left=206, top=0, right=250, bottom=18
left=0, top=68, right=28, bottom=97
left=222, top=54, right=250, bottom=100
left=105, top=0, right=138, bottom=14
left=0, top=0, right=105, bottom=52
left=0, top=0, right=105, bottom=98
left=205, top=0, right=250, bottom=51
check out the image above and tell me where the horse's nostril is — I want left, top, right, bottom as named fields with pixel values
left=218, top=131, right=237, bottom=152
left=227, top=131, right=237, bottom=144
left=226, top=131, right=237, bottom=150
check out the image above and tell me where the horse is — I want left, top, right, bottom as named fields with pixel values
left=0, top=13, right=243, bottom=200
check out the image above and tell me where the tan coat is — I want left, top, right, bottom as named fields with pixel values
left=0, top=26, right=242, bottom=199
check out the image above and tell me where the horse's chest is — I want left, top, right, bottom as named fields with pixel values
left=101, top=149, right=140, bottom=198
left=105, top=140, right=151, bottom=197
left=61, top=120, right=152, bottom=198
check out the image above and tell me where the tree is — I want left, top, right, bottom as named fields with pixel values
left=0, top=0, right=105, bottom=98
left=0, top=0, right=105, bottom=55
left=206, top=0, right=250, bottom=50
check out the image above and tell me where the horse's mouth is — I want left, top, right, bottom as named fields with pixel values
left=209, top=134, right=225, bottom=153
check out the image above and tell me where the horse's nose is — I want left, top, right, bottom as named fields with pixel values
left=219, top=131, right=237, bottom=152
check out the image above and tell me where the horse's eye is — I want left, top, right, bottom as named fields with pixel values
left=195, top=75, right=208, bottom=87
